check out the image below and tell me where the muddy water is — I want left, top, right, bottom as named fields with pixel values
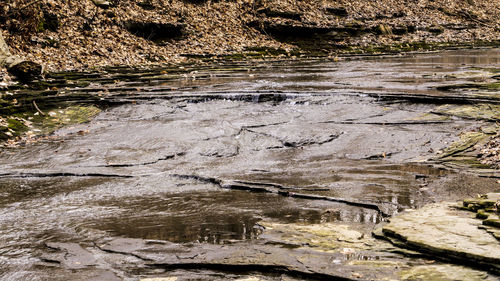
left=0, top=49, right=500, bottom=280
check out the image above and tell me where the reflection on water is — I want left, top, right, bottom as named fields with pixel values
left=95, top=213, right=262, bottom=243
left=0, top=177, right=109, bottom=207
left=88, top=189, right=382, bottom=243
left=230, top=161, right=450, bottom=213
left=391, top=49, right=500, bottom=65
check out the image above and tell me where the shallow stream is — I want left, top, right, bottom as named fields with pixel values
left=1, top=49, right=500, bottom=280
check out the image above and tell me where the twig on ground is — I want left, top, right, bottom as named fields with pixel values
left=32, top=100, right=45, bottom=116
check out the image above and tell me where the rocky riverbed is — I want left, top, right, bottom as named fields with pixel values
left=0, top=48, right=499, bottom=280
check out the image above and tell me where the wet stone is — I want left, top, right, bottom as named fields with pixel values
left=400, top=264, right=495, bottom=281
left=42, top=242, right=97, bottom=269
left=2, top=49, right=500, bottom=280
left=7, top=61, right=42, bottom=82
left=40, top=223, right=499, bottom=281
left=379, top=202, right=500, bottom=273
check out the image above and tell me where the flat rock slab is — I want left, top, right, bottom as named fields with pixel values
left=381, top=202, right=500, bottom=273
left=97, top=237, right=362, bottom=280
left=40, top=227, right=498, bottom=280
left=43, top=242, right=98, bottom=269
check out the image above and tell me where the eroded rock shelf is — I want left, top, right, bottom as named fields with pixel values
left=0, top=49, right=499, bottom=281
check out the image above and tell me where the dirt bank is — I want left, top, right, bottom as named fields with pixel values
left=0, top=0, right=499, bottom=72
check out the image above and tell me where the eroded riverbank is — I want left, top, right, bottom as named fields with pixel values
left=2, top=0, right=500, bottom=72
left=0, top=49, right=499, bottom=280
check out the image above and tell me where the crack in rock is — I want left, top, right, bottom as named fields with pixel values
left=245, top=128, right=343, bottom=149
left=42, top=242, right=98, bottom=269
left=0, top=172, right=134, bottom=179
left=148, top=262, right=355, bottom=281
left=94, top=152, right=185, bottom=167
left=321, top=120, right=452, bottom=125
left=172, top=174, right=395, bottom=217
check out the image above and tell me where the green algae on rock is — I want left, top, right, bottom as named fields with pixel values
left=0, top=105, right=101, bottom=145
left=439, top=131, right=488, bottom=159
left=433, top=129, right=497, bottom=170
left=437, top=82, right=500, bottom=92
left=27, top=105, right=102, bottom=135
left=400, top=264, right=495, bottom=281
left=462, top=193, right=499, bottom=212
left=434, top=104, right=500, bottom=122
left=461, top=193, right=500, bottom=240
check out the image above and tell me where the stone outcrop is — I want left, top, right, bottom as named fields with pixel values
left=374, top=202, right=500, bottom=273
left=0, top=30, right=41, bottom=81
left=40, top=225, right=498, bottom=280
left=461, top=193, right=500, bottom=240
left=0, top=30, right=22, bottom=68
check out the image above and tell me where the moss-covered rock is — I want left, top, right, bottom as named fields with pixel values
left=484, top=218, right=500, bottom=228
left=0, top=125, right=9, bottom=140
left=476, top=209, right=493, bottom=219
left=400, top=264, right=492, bottom=281
left=23, top=105, right=101, bottom=136
left=462, top=193, right=499, bottom=211
left=0, top=105, right=101, bottom=144
left=438, top=131, right=487, bottom=159
left=7, top=118, right=28, bottom=137
left=434, top=104, right=500, bottom=122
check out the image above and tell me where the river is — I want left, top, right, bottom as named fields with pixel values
left=0, top=48, right=499, bottom=280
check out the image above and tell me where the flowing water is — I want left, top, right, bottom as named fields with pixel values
left=0, top=48, right=500, bottom=280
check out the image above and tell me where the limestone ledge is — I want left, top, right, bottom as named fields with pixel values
left=376, top=200, right=500, bottom=273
